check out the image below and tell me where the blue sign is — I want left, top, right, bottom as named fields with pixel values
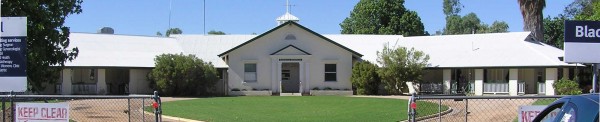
left=564, top=20, right=600, bottom=43
left=0, top=37, right=27, bottom=76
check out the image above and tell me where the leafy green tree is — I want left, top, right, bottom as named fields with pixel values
left=442, top=0, right=509, bottom=35
left=351, top=61, right=380, bottom=95
left=2, top=0, right=82, bottom=93
left=207, top=30, right=226, bottom=35
left=443, top=0, right=462, bottom=16
left=574, top=0, right=600, bottom=20
left=542, top=0, right=599, bottom=49
left=165, top=28, right=183, bottom=37
left=156, top=31, right=163, bottom=37
left=518, top=0, right=546, bottom=41
left=543, top=16, right=566, bottom=49
left=340, top=0, right=426, bottom=36
left=148, top=53, right=219, bottom=96
left=377, top=44, right=430, bottom=95
left=487, top=21, right=510, bottom=33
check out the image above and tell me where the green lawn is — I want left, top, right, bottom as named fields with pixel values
left=160, top=96, right=445, bottom=122
left=531, top=98, right=557, bottom=105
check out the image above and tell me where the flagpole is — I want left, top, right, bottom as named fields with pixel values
left=204, top=0, right=206, bottom=35
left=168, top=0, right=172, bottom=30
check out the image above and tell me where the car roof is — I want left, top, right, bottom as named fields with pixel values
left=567, top=93, right=599, bottom=103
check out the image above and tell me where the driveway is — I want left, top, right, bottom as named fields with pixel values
left=353, top=95, right=536, bottom=122
left=67, top=97, right=198, bottom=122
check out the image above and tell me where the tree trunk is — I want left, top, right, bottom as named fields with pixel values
left=518, top=0, right=546, bottom=41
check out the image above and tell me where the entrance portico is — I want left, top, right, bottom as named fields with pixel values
left=271, top=55, right=311, bottom=96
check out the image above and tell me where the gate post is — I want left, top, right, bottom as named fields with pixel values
left=152, top=91, right=162, bottom=122
left=9, top=91, right=14, bottom=122
left=409, top=93, right=417, bottom=122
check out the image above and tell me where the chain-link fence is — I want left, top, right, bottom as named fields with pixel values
left=407, top=94, right=564, bottom=122
left=1, top=91, right=162, bottom=122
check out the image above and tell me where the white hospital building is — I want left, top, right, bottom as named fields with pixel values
left=41, top=12, right=578, bottom=96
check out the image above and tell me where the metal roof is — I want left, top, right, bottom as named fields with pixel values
left=65, top=31, right=573, bottom=69
left=64, top=33, right=184, bottom=68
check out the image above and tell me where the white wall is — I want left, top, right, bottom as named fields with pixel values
left=443, top=69, right=452, bottom=94
left=474, top=69, right=484, bottom=95
left=509, top=69, right=519, bottom=96
left=226, top=24, right=353, bottom=93
left=546, top=68, right=557, bottom=95
left=129, top=69, right=152, bottom=94
left=61, top=69, right=72, bottom=95
left=97, top=69, right=107, bottom=95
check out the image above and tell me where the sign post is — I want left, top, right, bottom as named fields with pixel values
left=564, top=20, right=600, bottom=93
left=0, top=17, right=28, bottom=92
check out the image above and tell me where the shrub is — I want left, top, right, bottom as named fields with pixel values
left=553, top=78, right=582, bottom=95
left=312, top=87, right=320, bottom=90
left=324, top=87, right=333, bottom=90
left=377, top=44, right=429, bottom=95
left=231, top=88, right=240, bottom=91
left=149, top=53, right=219, bottom=96
left=351, top=61, right=381, bottom=95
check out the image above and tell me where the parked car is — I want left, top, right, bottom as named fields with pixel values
left=533, top=93, right=599, bottom=122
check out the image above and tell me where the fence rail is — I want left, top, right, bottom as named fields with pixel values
left=538, top=82, right=546, bottom=94
left=1, top=91, right=162, bottom=122
left=518, top=82, right=525, bottom=94
left=483, top=83, right=509, bottom=94
left=419, top=83, right=444, bottom=93
left=408, top=94, right=564, bottom=122
left=72, top=83, right=97, bottom=95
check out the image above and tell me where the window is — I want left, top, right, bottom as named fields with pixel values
left=325, top=64, right=336, bottom=82
left=244, top=63, right=257, bottom=82
left=556, top=103, right=577, bottom=122
left=536, top=103, right=564, bottom=122
left=284, top=34, right=296, bottom=40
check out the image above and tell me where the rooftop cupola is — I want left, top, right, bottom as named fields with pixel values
left=276, top=0, right=299, bottom=25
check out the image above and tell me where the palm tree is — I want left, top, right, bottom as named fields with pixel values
left=518, top=0, right=546, bottom=41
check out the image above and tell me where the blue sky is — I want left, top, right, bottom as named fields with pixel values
left=65, top=0, right=573, bottom=36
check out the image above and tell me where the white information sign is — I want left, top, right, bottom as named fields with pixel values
left=564, top=20, right=600, bottom=63
left=0, top=17, right=27, bottom=92
left=15, top=102, right=70, bottom=122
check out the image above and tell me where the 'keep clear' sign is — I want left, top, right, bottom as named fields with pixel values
left=0, top=17, right=28, bottom=92
left=564, top=20, right=600, bottom=63
left=518, top=105, right=557, bottom=122
left=15, top=102, right=70, bottom=122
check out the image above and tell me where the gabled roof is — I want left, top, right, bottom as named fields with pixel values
left=271, top=45, right=311, bottom=55
left=217, top=21, right=362, bottom=57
